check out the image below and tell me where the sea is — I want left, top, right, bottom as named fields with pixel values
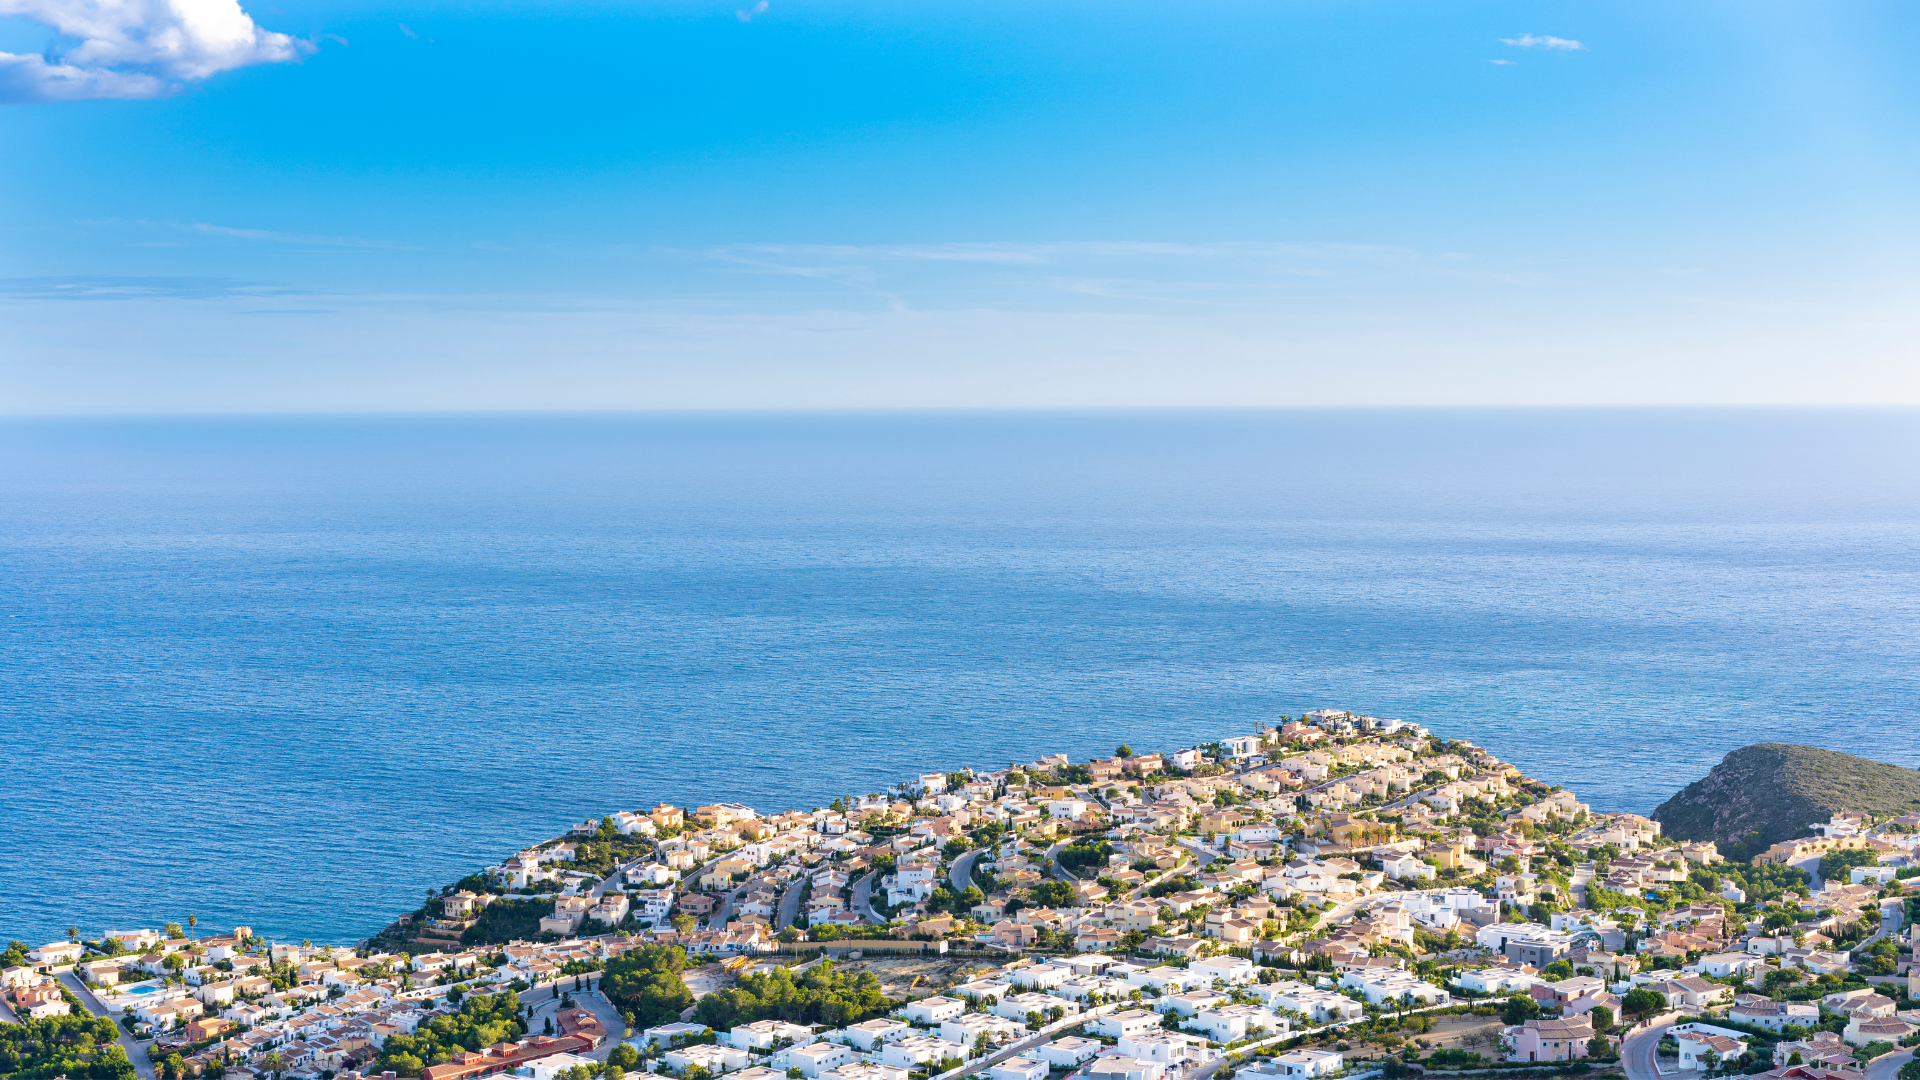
left=3, top=408, right=1918, bottom=948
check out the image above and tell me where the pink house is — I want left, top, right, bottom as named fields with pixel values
left=1509, top=1017, right=1594, bottom=1063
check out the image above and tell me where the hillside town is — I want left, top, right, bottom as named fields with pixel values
left=7, top=711, right=1919, bottom=1080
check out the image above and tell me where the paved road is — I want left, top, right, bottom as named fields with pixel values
left=852, top=871, right=882, bottom=923
left=777, top=880, right=805, bottom=930
left=1621, top=1012, right=1693, bottom=1080
left=591, top=857, right=645, bottom=899
left=1861, top=900, right=1905, bottom=948
left=950, top=848, right=984, bottom=894
left=56, top=971, right=157, bottom=1080
left=1045, top=842, right=1072, bottom=882
left=1175, top=837, right=1219, bottom=869
left=523, top=976, right=625, bottom=1061
left=1866, top=1049, right=1914, bottom=1080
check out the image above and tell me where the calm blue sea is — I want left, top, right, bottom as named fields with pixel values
left=4, top=409, right=1918, bottom=947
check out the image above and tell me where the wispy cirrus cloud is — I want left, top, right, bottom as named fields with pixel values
left=1501, top=33, right=1585, bottom=51
left=191, top=222, right=405, bottom=249
left=0, top=0, right=313, bottom=104
left=0, top=275, right=301, bottom=300
left=736, top=1, right=768, bottom=23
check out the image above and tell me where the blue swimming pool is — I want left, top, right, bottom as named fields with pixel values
left=123, top=985, right=161, bottom=995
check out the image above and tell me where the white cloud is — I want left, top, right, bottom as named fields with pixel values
left=1500, top=33, right=1585, bottom=51
left=736, top=1, right=767, bottom=23
left=1488, top=59, right=1515, bottom=66
left=0, top=0, right=312, bottom=103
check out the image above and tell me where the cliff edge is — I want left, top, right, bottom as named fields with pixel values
left=1651, top=742, right=1920, bottom=858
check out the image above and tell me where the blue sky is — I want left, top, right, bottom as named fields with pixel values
left=2, top=0, right=1917, bottom=411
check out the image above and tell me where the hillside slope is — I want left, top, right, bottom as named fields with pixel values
left=1651, top=743, right=1920, bottom=858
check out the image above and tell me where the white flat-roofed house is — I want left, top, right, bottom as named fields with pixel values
left=1189, top=955, right=1257, bottom=987
left=1125, top=966, right=1203, bottom=994
left=1250, top=1050, right=1345, bottom=1079
left=1157, top=991, right=1225, bottom=1018
left=516, top=1052, right=601, bottom=1080
left=988, top=1056, right=1048, bottom=1080
left=774, top=1042, right=854, bottom=1078
left=1006, top=963, right=1071, bottom=991
left=1117, top=1032, right=1214, bottom=1067
left=991, top=993, right=1078, bottom=1024
left=725, top=1068, right=786, bottom=1080
left=821, top=1065, right=909, bottom=1080
left=1091, top=1010, right=1163, bottom=1039
left=641, top=1022, right=713, bottom=1048
left=1084, top=1056, right=1165, bottom=1080
left=901, top=995, right=966, bottom=1024
left=878, top=1035, right=953, bottom=1069
left=1338, top=969, right=1450, bottom=1008
left=731, top=1020, right=815, bottom=1050
left=1033, top=1038, right=1103, bottom=1068
left=1189, top=1004, right=1286, bottom=1043
left=1250, top=981, right=1363, bottom=1024
left=939, top=1013, right=1025, bottom=1049
left=665, top=1044, right=751, bottom=1075
left=840, top=1018, right=910, bottom=1051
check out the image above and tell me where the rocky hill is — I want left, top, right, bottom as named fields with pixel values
left=1651, top=743, right=1920, bottom=859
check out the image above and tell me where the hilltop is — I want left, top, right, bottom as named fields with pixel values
left=1651, top=742, right=1920, bottom=858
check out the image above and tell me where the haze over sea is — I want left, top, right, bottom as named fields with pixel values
left=4, top=409, right=1918, bottom=947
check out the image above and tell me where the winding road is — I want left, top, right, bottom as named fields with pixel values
left=1866, top=1049, right=1914, bottom=1080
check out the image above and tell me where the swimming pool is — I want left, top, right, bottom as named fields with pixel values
left=123, top=985, right=162, bottom=995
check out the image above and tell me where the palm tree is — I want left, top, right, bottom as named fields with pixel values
left=66, top=927, right=79, bottom=942
left=261, top=1052, right=287, bottom=1080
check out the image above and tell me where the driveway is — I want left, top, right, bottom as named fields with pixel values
left=57, top=970, right=157, bottom=1080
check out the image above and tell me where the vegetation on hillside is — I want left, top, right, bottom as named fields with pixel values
left=601, top=945, right=696, bottom=1028
left=461, top=898, right=556, bottom=946
left=690, top=961, right=893, bottom=1030
left=372, top=991, right=525, bottom=1077
left=0, top=1015, right=136, bottom=1080
left=1651, top=744, right=1920, bottom=857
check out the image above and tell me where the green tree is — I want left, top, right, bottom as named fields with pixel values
left=1116, top=745, right=1133, bottom=758
left=1589, top=1006, right=1614, bottom=1034
left=1622, top=987, right=1665, bottom=1019
left=600, top=946, right=696, bottom=1028
left=609, top=1044, right=641, bottom=1069
left=1501, top=994, right=1540, bottom=1025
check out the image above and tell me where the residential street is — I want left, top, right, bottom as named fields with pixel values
left=1621, top=1012, right=1692, bottom=1080
left=1866, top=1049, right=1915, bottom=1080
left=949, top=848, right=983, bottom=894
left=777, top=879, right=805, bottom=929
left=852, top=870, right=881, bottom=922
left=56, top=970, right=157, bottom=1080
